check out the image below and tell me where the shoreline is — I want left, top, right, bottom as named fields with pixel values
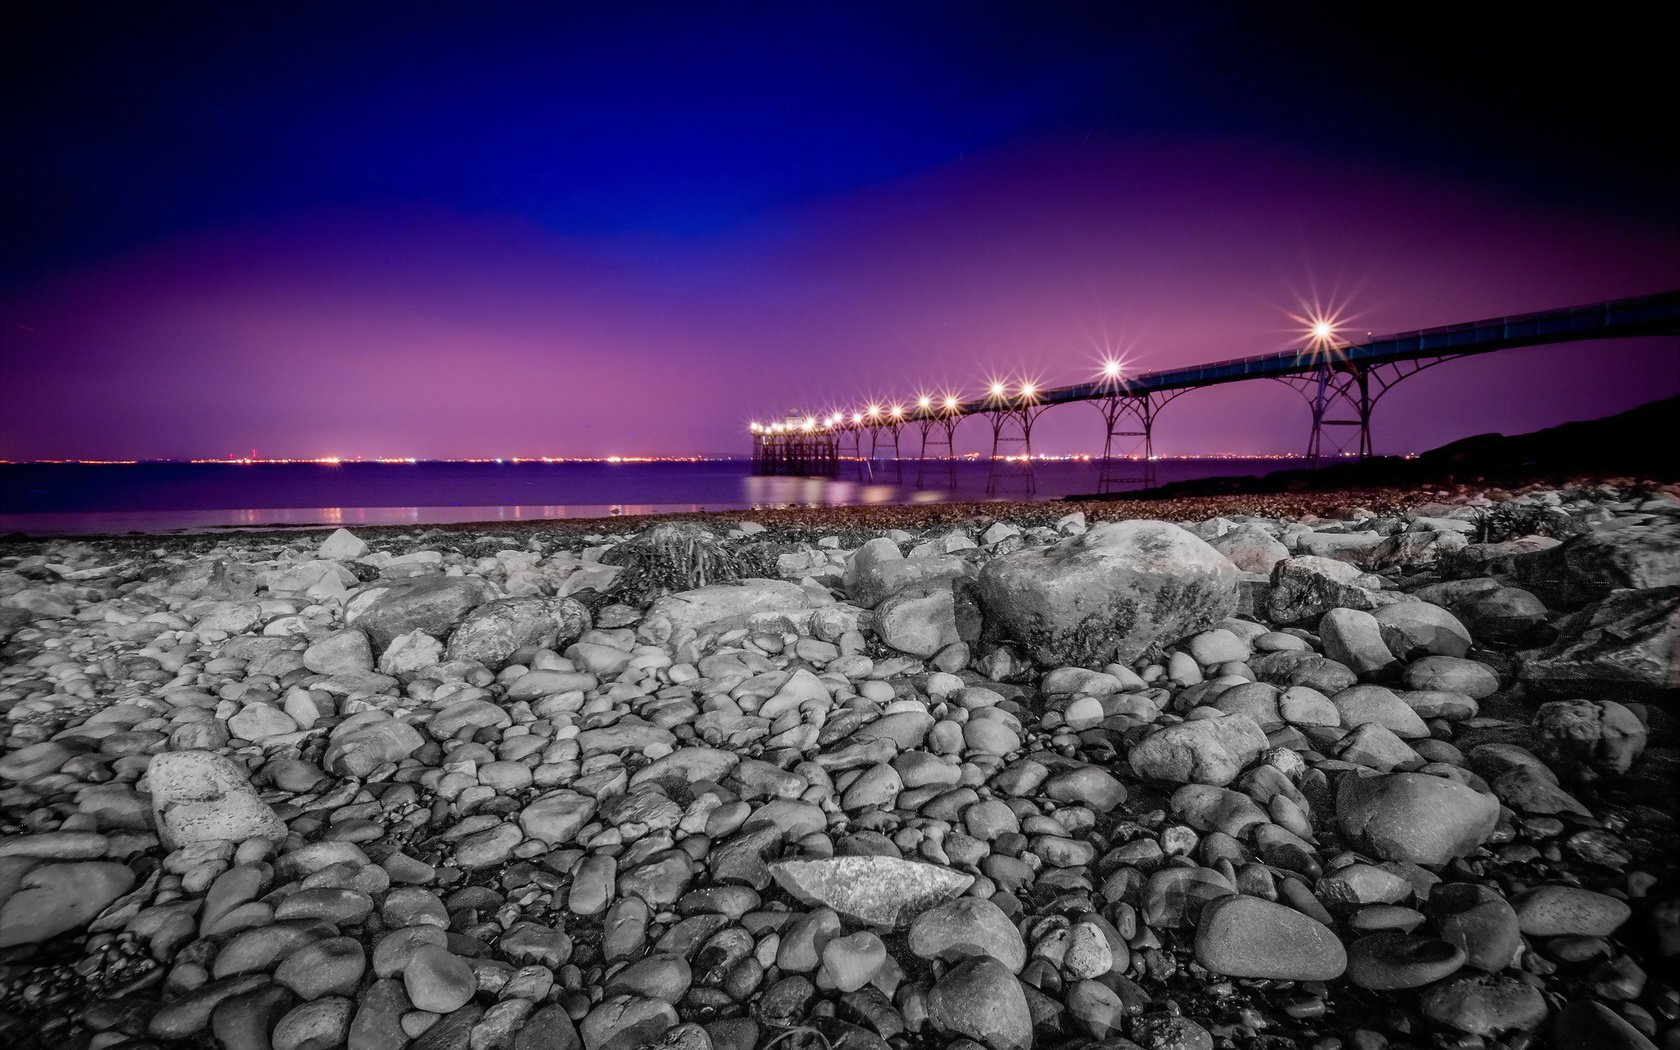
left=3, top=473, right=1672, bottom=549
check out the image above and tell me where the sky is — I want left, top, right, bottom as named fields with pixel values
left=2, top=3, right=1676, bottom=460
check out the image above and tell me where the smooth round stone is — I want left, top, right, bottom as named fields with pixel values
left=275, top=887, right=373, bottom=924
left=820, top=931, right=887, bottom=992
left=927, top=956, right=1032, bottom=1050
left=402, top=945, right=477, bottom=1013
left=0, top=741, right=72, bottom=782
left=1193, top=894, right=1347, bottom=981
left=1427, top=883, right=1521, bottom=972
left=478, top=760, right=533, bottom=791
left=149, top=974, right=272, bottom=1039
left=272, top=996, right=353, bottom=1050
left=1346, top=931, right=1465, bottom=990
left=1401, top=656, right=1500, bottom=699
left=605, top=952, right=691, bottom=1003
left=1063, top=922, right=1114, bottom=979
left=372, top=925, right=449, bottom=977
left=909, top=897, right=1027, bottom=973
left=211, top=984, right=296, bottom=1050
left=382, top=886, right=449, bottom=928
left=1420, top=974, right=1548, bottom=1036
left=1512, top=885, right=1632, bottom=936
left=275, top=937, right=366, bottom=999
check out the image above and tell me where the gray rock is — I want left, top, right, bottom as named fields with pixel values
left=1336, top=771, right=1499, bottom=866
left=303, top=628, right=375, bottom=675
left=1318, top=608, right=1397, bottom=676
left=1267, top=556, right=1391, bottom=625
left=1520, top=586, right=1680, bottom=698
left=1511, top=884, right=1631, bottom=936
left=444, top=596, right=590, bottom=669
left=1128, top=714, right=1267, bottom=786
left=324, top=717, right=425, bottom=778
left=346, top=576, right=498, bottom=650
left=1372, top=602, right=1472, bottom=659
left=643, top=579, right=830, bottom=635
left=1193, top=894, right=1347, bottom=981
left=926, top=956, right=1032, bottom=1050
left=1207, top=524, right=1290, bottom=574
left=1531, top=699, right=1647, bottom=781
left=978, top=520, right=1239, bottom=666
left=908, top=897, right=1027, bottom=973
left=147, top=750, right=288, bottom=847
left=769, top=856, right=973, bottom=929
left=1420, top=973, right=1548, bottom=1037
left=0, top=861, right=135, bottom=947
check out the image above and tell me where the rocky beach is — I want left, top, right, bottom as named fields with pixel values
left=1, top=482, right=1676, bottom=1050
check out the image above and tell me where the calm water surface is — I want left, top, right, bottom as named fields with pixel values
left=0, top=458, right=1306, bottom=535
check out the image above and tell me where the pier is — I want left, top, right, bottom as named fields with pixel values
left=750, top=290, right=1680, bottom=493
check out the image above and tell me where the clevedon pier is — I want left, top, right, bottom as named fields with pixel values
left=749, top=290, right=1680, bottom=494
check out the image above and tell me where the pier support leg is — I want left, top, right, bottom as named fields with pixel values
left=917, top=417, right=960, bottom=489
left=985, top=407, right=1044, bottom=495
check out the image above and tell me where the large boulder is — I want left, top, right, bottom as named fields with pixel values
left=1336, top=771, right=1499, bottom=866
left=1512, top=521, right=1680, bottom=608
left=444, top=596, right=590, bottom=669
left=146, top=751, right=288, bottom=847
left=1519, top=586, right=1679, bottom=699
left=345, top=576, right=498, bottom=651
left=1207, top=524, right=1290, bottom=574
left=977, top=521, right=1239, bottom=666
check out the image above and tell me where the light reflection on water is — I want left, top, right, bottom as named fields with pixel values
left=0, top=457, right=1305, bottom=536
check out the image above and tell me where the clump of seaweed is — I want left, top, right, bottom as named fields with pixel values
left=600, top=522, right=751, bottom=605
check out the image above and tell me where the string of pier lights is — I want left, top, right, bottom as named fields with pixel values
left=746, top=357, right=1133, bottom=436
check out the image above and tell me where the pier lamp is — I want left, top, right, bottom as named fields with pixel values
left=1102, top=359, right=1123, bottom=380
left=1019, top=382, right=1037, bottom=401
left=851, top=412, right=863, bottom=425
left=890, top=404, right=904, bottom=419
left=918, top=395, right=932, bottom=411
left=944, top=395, right=960, bottom=413
left=867, top=403, right=881, bottom=419
left=989, top=380, right=1007, bottom=398
left=802, top=417, right=816, bottom=432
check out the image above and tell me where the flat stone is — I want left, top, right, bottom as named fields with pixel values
left=1512, top=885, right=1632, bottom=937
left=0, top=861, right=135, bottom=947
left=147, top=750, right=287, bottom=847
left=1346, top=931, right=1465, bottom=990
left=1193, top=894, right=1347, bottom=981
left=1420, top=973, right=1548, bottom=1037
left=769, top=856, right=973, bottom=929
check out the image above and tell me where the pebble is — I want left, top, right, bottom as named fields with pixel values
left=0, top=495, right=1668, bottom=1050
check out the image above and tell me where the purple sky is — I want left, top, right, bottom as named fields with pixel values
left=3, top=8, right=1676, bottom=460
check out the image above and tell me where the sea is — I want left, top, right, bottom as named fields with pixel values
left=0, top=458, right=1307, bottom=536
